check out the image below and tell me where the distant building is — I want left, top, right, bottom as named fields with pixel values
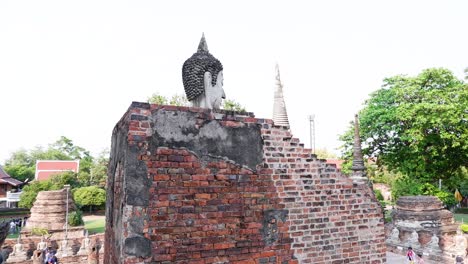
left=0, top=165, right=23, bottom=208
left=35, top=160, right=80, bottom=181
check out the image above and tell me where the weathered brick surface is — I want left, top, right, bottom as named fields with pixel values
left=105, top=103, right=386, bottom=264
left=262, top=127, right=386, bottom=263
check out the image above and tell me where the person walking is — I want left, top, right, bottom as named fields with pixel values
left=406, top=247, right=415, bottom=264
left=9, top=220, right=16, bottom=234
left=416, top=253, right=425, bottom=264
left=46, top=252, right=58, bottom=264
left=44, top=248, right=52, bottom=264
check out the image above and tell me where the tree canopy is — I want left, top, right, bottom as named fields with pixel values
left=3, top=136, right=106, bottom=185
left=2, top=136, right=109, bottom=209
left=18, top=171, right=80, bottom=208
left=340, top=68, right=468, bottom=190
left=73, top=186, right=106, bottom=211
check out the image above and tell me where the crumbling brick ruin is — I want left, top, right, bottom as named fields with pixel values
left=105, top=102, right=386, bottom=264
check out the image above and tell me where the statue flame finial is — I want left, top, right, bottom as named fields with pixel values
left=197, top=33, right=209, bottom=52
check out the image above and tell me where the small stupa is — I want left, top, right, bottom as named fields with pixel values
left=272, top=64, right=290, bottom=127
left=349, top=114, right=368, bottom=183
left=24, top=188, right=85, bottom=239
left=387, top=195, right=461, bottom=262
left=26, top=189, right=75, bottom=230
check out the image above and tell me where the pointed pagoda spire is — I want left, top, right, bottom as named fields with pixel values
left=272, top=64, right=290, bottom=127
left=350, top=114, right=368, bottom=183
left=197, top=33, right=209, bottom=52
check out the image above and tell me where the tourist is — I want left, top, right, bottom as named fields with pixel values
left=455, top=255, right=463, bottom=264
left=46, top=252, right=58, bottom=264
left=9, top=220, right=16, bottom=234
left=44, top=248, right=53, bottom=264
left=416, top=253, right=424, bottom=264
left=406, top=247, right=415, bottom=263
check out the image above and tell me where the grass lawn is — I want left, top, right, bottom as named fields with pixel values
left=6, top=228, right=21, bottom=239
left=454, top=213, right=468, bottom=223
left=84, top=218, right=105, bottom=234
left=6, top=217, right=105, bottom=239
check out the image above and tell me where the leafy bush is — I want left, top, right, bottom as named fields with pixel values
left=68, top=210, right=84, bottom=226
left=223, top=99, right=246, bottom=112
left=391, top=176, right=457, bottom=208
left=461, top=224, right=468, bottom=233
left=49, top=171, right=80, bottom=189
left=19, top=180, right=54, bottom=208
left=374, top=189, right=387, bottom=208
left=31, top=227, right=49, bottom=236
left=455, top=208, right=468, bottom=214
left=420, top=183, right=457, bottom=208
left=384, top=209, right=393, bottom=223
left=374, top=189, right=384, bottom=202
left=73, top=186, right=106, bottom=211
left=147, top=93, right=168, bottom=105
left=391, top=176, right=422, bottom=201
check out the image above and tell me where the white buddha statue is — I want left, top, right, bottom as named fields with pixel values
left=182, top=34, right=225, bottom=110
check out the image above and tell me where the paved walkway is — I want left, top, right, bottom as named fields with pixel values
left=387, top=251, right=438, bottom=264
left=387, top=252, right=410, bottom=263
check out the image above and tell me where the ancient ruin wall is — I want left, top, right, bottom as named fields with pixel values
left=104, top=102, right=386, bottom=264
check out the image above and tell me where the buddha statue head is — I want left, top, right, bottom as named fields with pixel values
left=182, top=33, right=225, bottom=109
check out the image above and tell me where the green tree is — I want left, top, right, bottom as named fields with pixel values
left=3, top=137, right=96, bottom=183
left=78, top=149, right=108, bottom=187
left=18, top=172, right=80, bottom=209
left=73, top=186, right=106, bottom=212
left=90, top=149, right=108, bottom=187
left=18, top=180, right=54, bottom=208
left=3, top=146, right=70, bottom=183
left=340, top=68, right=468, bottom=190
left=68, top=210, right=84, bottom=226
left=3, top=149, right=36, bottom=182
left=51, top=136, right=93, bottom=177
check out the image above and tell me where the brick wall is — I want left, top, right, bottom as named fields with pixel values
left=105, top=102, right=386, bottom=264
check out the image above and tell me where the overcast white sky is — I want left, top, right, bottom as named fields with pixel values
left=1, top=0, right=467, bottom=163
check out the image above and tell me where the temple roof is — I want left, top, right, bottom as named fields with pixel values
left=0, top=165, right=22, bottom=187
